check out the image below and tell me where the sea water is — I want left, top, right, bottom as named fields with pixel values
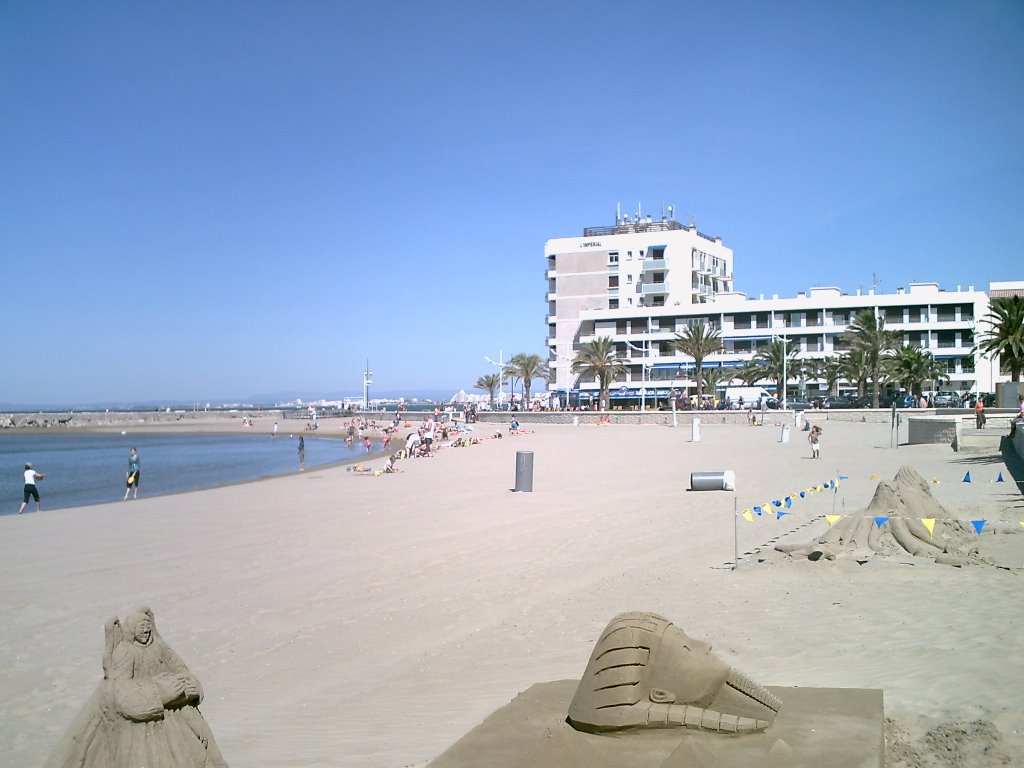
left=1, top=432, right=372, bottom=515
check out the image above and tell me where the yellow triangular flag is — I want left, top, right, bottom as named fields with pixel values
left=931, top=478, right=940, bottom=484
left=1019, top=521, right=1024, bottom=530
left=825, top=514, right=842, bottom=527
left=921, top=518, right=936, bottom=536
left=870, top=473, right=878, bottom=480
left=742, top=510, right=755, bottom=522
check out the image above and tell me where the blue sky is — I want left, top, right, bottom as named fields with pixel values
left=2, top=1, right=1021, bottom=407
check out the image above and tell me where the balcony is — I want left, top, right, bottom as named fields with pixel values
left=641, top=282, right=668, bottom=295
left=642, top=258, right=667, bottom=271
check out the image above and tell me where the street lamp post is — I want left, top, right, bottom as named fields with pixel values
left=484, top=351, right=505, bottom=409
left=362, top=360, right=373, bottom=411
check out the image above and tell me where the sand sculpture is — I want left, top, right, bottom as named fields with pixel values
left=567, top=611, right=781, bottom=734
left=776, top=465, right=987, bottom=565
left=44, top=607, right=229, bottom=768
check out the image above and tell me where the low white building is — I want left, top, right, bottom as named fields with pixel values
left=546, top=209, right=1005, bottom=406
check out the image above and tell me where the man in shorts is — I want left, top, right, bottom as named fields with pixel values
left=18, top=463, right=46, bottom=514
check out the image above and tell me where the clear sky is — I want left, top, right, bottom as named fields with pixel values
left=2, top=1, right=1021, bottom=407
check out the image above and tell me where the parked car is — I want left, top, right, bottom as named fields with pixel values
left=818, top=396, right=855, bottom=409
left=932, top=391, right=959, bottom=407
left=786, top=397, right=813, bottom=411
left=849, top=395, right=873, bottom=409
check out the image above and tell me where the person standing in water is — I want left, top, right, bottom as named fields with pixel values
left=298, top=435, right=305, bottom=471
left=123, top=447, right=141, bottom=501
left=18, top=463, right=46, bottom=514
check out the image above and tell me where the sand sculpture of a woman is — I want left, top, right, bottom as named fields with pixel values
left=44, top=607, right=229, bottom=768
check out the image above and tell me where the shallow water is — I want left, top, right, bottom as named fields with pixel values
left=1, top=432, right=373, bottom=515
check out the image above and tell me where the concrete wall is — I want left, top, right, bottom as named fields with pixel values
left=907, top=416, right=959, bottom=446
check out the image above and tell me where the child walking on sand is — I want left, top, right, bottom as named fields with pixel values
left=808, top=425, right=822, bottom=459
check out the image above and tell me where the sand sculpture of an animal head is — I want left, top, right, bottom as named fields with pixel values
left=567, top=611, right=780, bottom=734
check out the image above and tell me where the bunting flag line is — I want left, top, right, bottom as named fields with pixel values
left=825, top=515, right=842, bottom=527
left=921, top=518, right=936, bottom=536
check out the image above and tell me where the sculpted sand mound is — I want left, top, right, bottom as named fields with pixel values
left=776, top=466, right=986, bottom=566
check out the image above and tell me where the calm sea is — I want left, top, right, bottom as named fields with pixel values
left=1, top=432, right=374, bottom=515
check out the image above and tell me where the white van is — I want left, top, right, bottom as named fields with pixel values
left=724, top=387, right=777, bottom=409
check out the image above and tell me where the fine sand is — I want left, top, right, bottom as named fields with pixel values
left=2, top=419, right=1023, bottom=767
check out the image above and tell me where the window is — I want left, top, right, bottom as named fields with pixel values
left=627, top=251, right=633, bottom=260
left=885, top=308, right=903, bottom=323
left=652, top=296, right=665, bottom=307
left=832, top=311, right=848, bottom=325
left=608, top=275, right=619, bottom=288
left=937, top=305, right=956, bottom=322
left=608, top=253, right=619, bottom=265
left=609, top=299, right=619, bottom=309
left=627, top=274, right=633, bottom=284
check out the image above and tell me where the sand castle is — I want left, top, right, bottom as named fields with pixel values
left=44, top=607, right=229, bottom=768
left=776, top=465, right=988, bottom=565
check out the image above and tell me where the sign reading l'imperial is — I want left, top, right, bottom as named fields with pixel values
left=580, top=241, right=603, bottom=248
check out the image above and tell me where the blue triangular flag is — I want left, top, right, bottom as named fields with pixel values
left=771, top=499, right=783, bottom=508
left=753, top=505, right=762, bottom=516
left=873, top=516, right=890, bottom=528
left=776, top=510, right=789, bottom=520
left=784, top=496, right=793, bottom=508
left=838, top=474, right=849, bottom=480
left=963, top=471, right=972, bottom=483
left=996, top=472, right=1005, bottom=483
left=799, top=490, right=807, bottom=498
left=971, top=519, right=986, bottom=534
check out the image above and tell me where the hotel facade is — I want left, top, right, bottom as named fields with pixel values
left=545, top=211, right=1009, bottom=405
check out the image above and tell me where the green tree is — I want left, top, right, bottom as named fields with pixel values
left=704, top=365, right=735, bottom=396
left=884, top=345, right=948, bottom=396
left=735, top=359, right=763, bottom=386
left=474, top=374, right=501, bottom=408
left=840, top=349, right=872, bottom=398
left=841, top=309, right=900, bottom=406
left=749, top=339, right=800, bottom=401
left=571, top=337, right=626, bottom=410
left=975, top=296, right=1024, bottom=382
left=671, top=323, right=723, bottom=401
left=507, top=353, right=550, bottom=406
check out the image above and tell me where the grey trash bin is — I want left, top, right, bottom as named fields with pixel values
left=690, top=470, right=736, bottom=492
left=514, top=451, right=534, bottom=492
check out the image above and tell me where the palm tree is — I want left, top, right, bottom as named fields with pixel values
left=571, top=337, right=626, bottom=410
left=671, top=324, right=723, bottom=401
left=750, top=339, right=800, bottom=401
left=975, top=296, right=1024, bottom=382
left=884, top=345, right=948, bottom=397
left=474, top=374, right=501, bottom=408
left=735, top=359, right=763, bottom=386
left=701, top=366, right=728, bottom=401
left=507, top=353, right=550, bottom=407
left=839, top=349, right=872, bottom=398
left=841, top=309, right=900, bottom=406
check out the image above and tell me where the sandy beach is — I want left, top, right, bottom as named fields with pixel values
left=3, top=419, right=1023, bottom=767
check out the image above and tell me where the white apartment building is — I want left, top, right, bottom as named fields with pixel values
left=546, top=211, right=1003, bottom=406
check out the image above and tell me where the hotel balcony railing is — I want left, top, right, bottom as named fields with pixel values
left=641, top=282, right=668, bottom=294
left=642, top=258, right=667, bottom=271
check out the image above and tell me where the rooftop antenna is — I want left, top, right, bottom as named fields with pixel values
left=616, top=201, right=621, bottom=224
left=668, top=204, right=674, bottom=220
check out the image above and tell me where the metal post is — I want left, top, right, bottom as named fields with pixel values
left=733, top=496, right=739, bottom=571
